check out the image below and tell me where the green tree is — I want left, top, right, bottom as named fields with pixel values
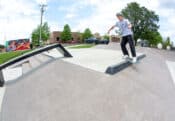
left=31, top=22, right=50, bottom=46
left=103, top=35, right=110, bottom=40
left=121, top=2, right=159, bottom=45
left=60, top=24, right=72, bottom=42
left=145, top=31, right=163, bottom=47
left=163, top=37, right=171, bottom=48
left=0, top=44, right=5, bottom=49
left=166, top=37, right=171, bottom=45
left=82, top=28, right=93, bottom=41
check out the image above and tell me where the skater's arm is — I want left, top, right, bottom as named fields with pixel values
left=108, top=25, right=116, bottom=34
left=126, top=19, right=132, bottom=29
left=128, top=24, right=132, bottom=29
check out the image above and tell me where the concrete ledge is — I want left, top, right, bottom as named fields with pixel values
left=106, top=54, right=146, bottom=75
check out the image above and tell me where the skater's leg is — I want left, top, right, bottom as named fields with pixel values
left=128, top=35, right=136, bottom=57
left=121, top=36, right=129, bottom=56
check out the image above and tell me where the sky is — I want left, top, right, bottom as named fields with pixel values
left=0, top=0, right=175, bottom=45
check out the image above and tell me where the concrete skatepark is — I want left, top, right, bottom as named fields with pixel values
left=0, top=43, right=175, bottom=121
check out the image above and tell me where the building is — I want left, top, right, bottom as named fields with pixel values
left=110, top=35, right=121, bottom=42
left=49, top=31, right=121, bottom=44
left=49, top=31, right=81, bottom=44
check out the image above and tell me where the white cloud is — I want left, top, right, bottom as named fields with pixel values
left=0, top=0, right=40, bottom=44
left=71, top=0, right=175, bottom=42
left=65, top=13, right=77, bottom=19
left=36, top=0, right=47, bottom=4
left=71, top=0, right=144, bottom=32
left=0, top=0, right=174, bottom=45
left=72, top=0, right=122, bottom=34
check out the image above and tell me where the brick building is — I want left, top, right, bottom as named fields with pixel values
left=49, top=31, right=81, bottom=44
left=49, top=31, right=121, bottom=44
left=110, top=35, right=121, bottom=42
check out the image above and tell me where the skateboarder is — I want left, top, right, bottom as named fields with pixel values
left=108, top=13, right=137, bottom=63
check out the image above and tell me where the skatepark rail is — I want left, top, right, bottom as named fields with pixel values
left=0, top=43, right=72, bottom=87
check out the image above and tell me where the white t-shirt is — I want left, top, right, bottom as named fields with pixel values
left=116, top=19, right=133, bottom=37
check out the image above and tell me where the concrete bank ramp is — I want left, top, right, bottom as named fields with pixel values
left=62, top=48, right=145, bottom=74
left=1, top=44, right=175, bottom=121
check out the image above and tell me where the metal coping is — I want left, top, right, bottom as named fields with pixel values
left=0, top=43, right=72, bottom=87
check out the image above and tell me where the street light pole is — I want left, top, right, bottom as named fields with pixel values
left=39, top=4, right=47, bottom=46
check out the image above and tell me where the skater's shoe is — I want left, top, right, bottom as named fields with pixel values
left=132, top=57, right=137, bottom=64
left=122, top=55, right=129, bottom=60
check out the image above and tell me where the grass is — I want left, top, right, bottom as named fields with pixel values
left=0, top=50, right=32, bottom=65
left=0, top=44, right=94, bottom=65
left=68, top=44, right=95, bottom=49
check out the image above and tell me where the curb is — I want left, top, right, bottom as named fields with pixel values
left=106, top=54, right=146, bottom=75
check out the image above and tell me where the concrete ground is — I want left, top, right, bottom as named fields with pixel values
left=0, top=43, right=175, bottom=121
left=63, top=48, right=143, bottom=73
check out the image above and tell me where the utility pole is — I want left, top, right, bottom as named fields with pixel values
left=39, top=4, right=47, bottom=46
left=3, top=16, right=10, bottom=43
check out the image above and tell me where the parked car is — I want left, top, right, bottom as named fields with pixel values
left=85, top=38, right=99, bottom=44
left=97, top=39, right=109, bottom=44
left=85, top=38, right=109, bottom=45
